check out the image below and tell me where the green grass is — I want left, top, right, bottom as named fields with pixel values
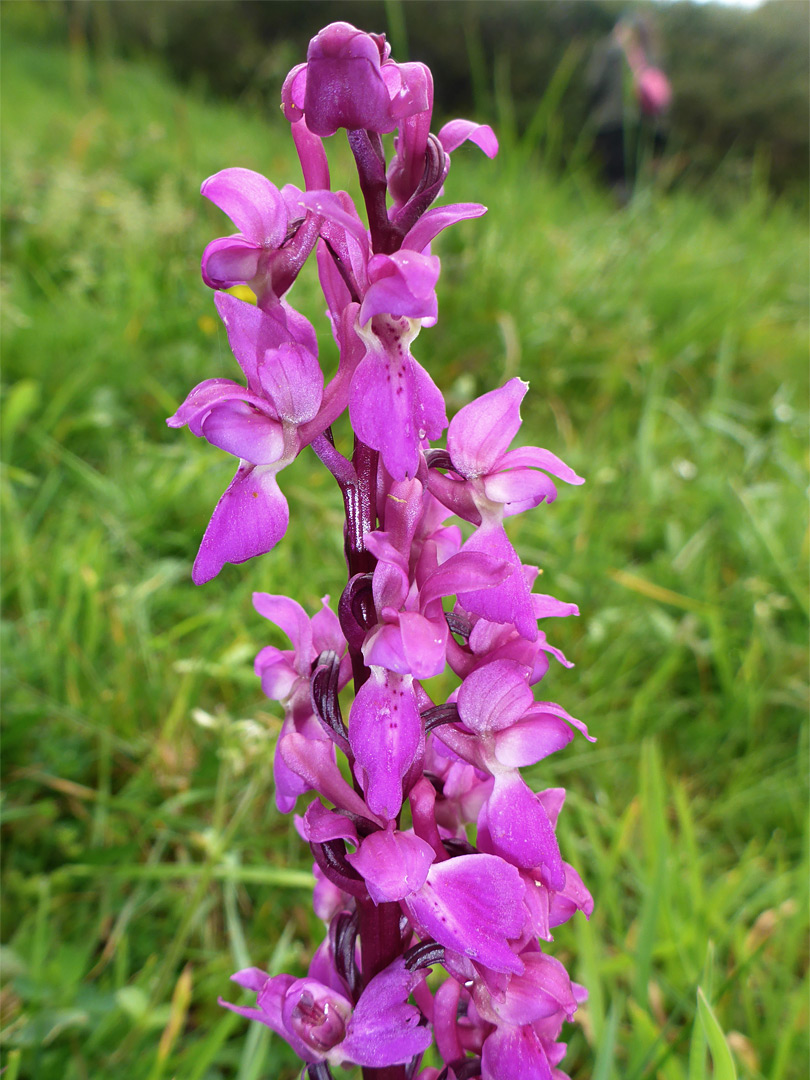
left=2, top=26, right=808, bottom=1080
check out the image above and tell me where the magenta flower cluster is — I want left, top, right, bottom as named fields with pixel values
left=170, top=22, right=593, bottom=1080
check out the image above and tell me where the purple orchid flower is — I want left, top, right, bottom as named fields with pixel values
left=200, top=168, right=322, bottom=307
left=478, top=975, right=589, bottom=1080
left=348, top=666, right=423, bottom=821
left=253, top=593, right=350, bottom=812
left=433, top=660, right=592, bottom=885
left=428, top=377, right=584, bottom=638
left=361, top=476, right=512, bottom=679
left=220, top=954, right=432, bottom=1069
left=441, top=377, right=584, bottom=516
left=174, top=23, right=593, bottom=1080
left=296, top=191, right=488, bottom=479
left=167, top=294, right=324, bottom=583
left=446, top=589, right=577, bottom=687
left=343, top=823, right=528, bottom=974
left=282, top=22, right=431, bottom=137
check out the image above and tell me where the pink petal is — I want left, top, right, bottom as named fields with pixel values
left=408, top=776, right=447, bottom=861
left=253, top=646, right=298, bottom=701
left=201, top=168, right=288, bottom=246
left=486, top=952, right=578, bottom=1026
left=438, top=119, right=499, bottom=158
left=350, top=336, right=446, bottom=482
left=303, top=24, right=394, bottom=136
left=381, top=60, right=432, bottom=119
left=340, top=957, right=433, bottom=1067
left=419, top=551, right=512, bottom=612
left=301, top=800, right=359, bottom=846
left=278, top=298, right=320, bottom=357
left=538, top=787, right=566, bottom=830
left=362, top=622, right=411, bottom=675
left=447, top=378, right=527, bottom=479
left=403, top=203, right=487, bottom=255
left=457, top=659, right=534, bottom=734
left=349, top=669, right=422, bottom=820
left=372, top=559, right=410, bottom=614
left=281, top=62, right=307, bottom=122
left=199, top=399, right=285, bottom=464
left=497, top=445, right=584, bottom=485
left=252, top=594, right=314, bottom=665
left=298, top=302, right=365, bottom=446
left=298, top=189, right=370, bottom=252
left=405, top=854, right=525, bottom=973
left=482, top=467, right=559, bottom=512
left=493, top=716, right=574, bottom=768
left=214, top=292, right=317, bottom=400
left=192, top=464, right=289, bottom=584
left=279, top=733, right=375, bottom=821
left=398, top=611, right=448, bottom=679
left=532, top=594, right=579, bottom=619
left=486, top=773, right=565, bottom=887
left=201, top=236, right=261, bottom=290
left=230, top=967, right=270, bottom=992
left=549, top=862, right=594, bottom=926
left=458, top=523, right=537, bottom=642
left=524, top=701, right=595, bottom=743
left=433, top=977, right=465, bottom=1064
left=273, top=714, right=322, bottom=813
left=167, top=378, right=269, bottom=433
left=257, top=341, right=323, bottom=424
left=481, top=1024, right=552, bottom=1080
left=311, top=598, right=346, bottom=658
left=346, top=827, right=435, bottom=903
left=360, top=251, right=440, bottom=326
left=411, top=357, right=450, bottom=444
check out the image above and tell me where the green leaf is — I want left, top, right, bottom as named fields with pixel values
left=2, top=379, right=41, bottom=442
left=697, top=988, right=737, bottom=1080
left=592, top=996, right=622, bottom=1080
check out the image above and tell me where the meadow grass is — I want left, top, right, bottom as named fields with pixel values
left=1, top=28, right=808, bottom=1080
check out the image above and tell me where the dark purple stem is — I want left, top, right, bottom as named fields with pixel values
left=357, top=897, right=409, bottom=1080
left=347, top=129, right=401, bottom=255
left=337, top=441, right=407, bottom=1080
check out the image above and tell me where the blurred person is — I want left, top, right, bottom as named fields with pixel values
left=586, top=12, right=671, bottom=202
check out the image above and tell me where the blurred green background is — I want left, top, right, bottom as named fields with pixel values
left=1, top=2, right=807, bottom=1078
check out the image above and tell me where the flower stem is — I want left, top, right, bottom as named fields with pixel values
left=344, top=444, right=406, bottom=1080
left=357, top=898, right=408, bottom=1080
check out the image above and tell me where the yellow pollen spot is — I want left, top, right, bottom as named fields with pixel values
left=227, top=285, right=257, bottom=305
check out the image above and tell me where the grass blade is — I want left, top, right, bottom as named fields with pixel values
left=697, top=988, right=737, bottom=1080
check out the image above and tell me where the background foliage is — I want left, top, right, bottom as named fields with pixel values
left=8, top=0, right=809, bottom=195
left=1, top=4, right=808, bottom=1080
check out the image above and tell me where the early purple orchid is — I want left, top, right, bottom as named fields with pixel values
left=253, top=592, right=350, bottom=813
left=170, top=21, right=592, bottom=1080
left=167, top=293, right=324, bottom=583
left=200, top=168, right=323, bottom=309
left=220, top=954, right=433, bottom=1069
